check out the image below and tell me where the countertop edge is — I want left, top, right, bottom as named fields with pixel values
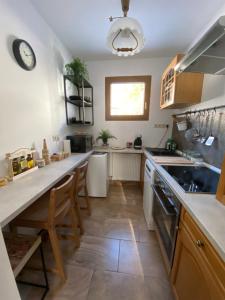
left=144, top=149, right=225, bottom=263
left=0, top=151, right=93, bottom=228
left=93, top=146, right=144, bottom=154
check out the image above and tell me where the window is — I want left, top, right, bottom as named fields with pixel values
left=105, top=76, right=151, bottom=121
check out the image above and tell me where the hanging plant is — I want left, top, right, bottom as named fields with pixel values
left=65, top=57, right=89, bottom=85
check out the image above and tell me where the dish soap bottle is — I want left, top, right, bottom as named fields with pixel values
left=165, top=138, right=176, bottom=152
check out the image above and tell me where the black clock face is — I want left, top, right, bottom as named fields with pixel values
left=12, top=39, right=36, bottom=71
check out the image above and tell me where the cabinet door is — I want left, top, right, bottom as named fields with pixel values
left=171, top=225, right=223, bottom=300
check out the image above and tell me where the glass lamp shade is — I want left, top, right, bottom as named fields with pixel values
left=107, top=17, right=145, bottom=57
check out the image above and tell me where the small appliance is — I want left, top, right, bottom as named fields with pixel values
left=133, top=135, right=142, bottom=149
left=143, top=159, right=155, bottom=230
left=66, top=135, right=92, bottom=153
left=152, top=172, right=181, bottom=270
left=87, top=152, right=109, bottom=197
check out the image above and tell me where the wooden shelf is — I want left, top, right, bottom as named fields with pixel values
left=160, top=54, right=204, bottom=109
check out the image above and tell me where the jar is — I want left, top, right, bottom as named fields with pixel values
left=12, top=158, right=21, bottom=175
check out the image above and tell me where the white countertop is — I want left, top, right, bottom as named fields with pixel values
left=0, top=152, right=92, bottom=228
left=144, top=149, right=225, bottom=262
left=94, top=146, right=143, bottom=154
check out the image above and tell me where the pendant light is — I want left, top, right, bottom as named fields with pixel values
left=107, top=0, right=145, bottom=57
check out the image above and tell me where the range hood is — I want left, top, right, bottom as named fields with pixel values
left=176, top=16, right=225, bottom=75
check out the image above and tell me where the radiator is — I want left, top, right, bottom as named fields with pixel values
left=111, top=153, right=141, bottom=181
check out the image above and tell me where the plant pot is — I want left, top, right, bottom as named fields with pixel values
left=102, top=138, right=108, bottom=146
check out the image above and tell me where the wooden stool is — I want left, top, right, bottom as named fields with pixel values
left=4, top=233, right=49, bottom=300
left=73, top=161, right=91, bottom=234
left=12, top=173, right=79, bottom=281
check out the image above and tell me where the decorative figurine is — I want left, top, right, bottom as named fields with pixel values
left=42, top=139, right=50, bottom=165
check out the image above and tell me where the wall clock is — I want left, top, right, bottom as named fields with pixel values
left=12, top=39, right=36, bottom=71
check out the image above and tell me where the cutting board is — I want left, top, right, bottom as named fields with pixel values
left=152, top=156, right=194, bottom=165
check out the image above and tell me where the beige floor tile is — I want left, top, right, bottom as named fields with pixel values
left=46, top=264, right=93, bottom=300
left=118, top=240, right=168, bottom=279
left=70, top=235, right=120, bottom=272
left=103, top=218, right=140, bottom=241
left=139, top=229, right=157, bottom=244
left=148, top=276, right=174, bottom=300
left=19, top=264, right=93, bottom=300
left=87, top=270, right=152, bottom=300
left=18, top=182, right=175, bottom=300
left=83, top=217, right=105, bottom=237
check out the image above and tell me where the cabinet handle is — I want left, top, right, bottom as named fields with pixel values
left=195, top=240, right=204, bottom=248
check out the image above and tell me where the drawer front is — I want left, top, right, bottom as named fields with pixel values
left=181, top=208, right=225, bottom=294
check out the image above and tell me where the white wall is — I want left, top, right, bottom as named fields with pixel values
left=86, top=58, right=174, bottom=147
left=0, top=0, right=75, bottom=176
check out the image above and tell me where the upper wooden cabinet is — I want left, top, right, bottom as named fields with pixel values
left=171, top=209, right=225, bottom=300
left=160, top=54, right=204, bottom=109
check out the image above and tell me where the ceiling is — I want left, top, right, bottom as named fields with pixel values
left=31, top=0, right=225, bottom=60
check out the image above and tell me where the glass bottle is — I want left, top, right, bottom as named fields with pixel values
left=27, top=154, right=34, bottom=169
left=20, top=156, right=28, bottom=172
left=12, top=158, right=19, bottom=176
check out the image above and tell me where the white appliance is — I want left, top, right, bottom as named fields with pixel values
left=143, top=159, right=155, bottom=230
left=87, top=152, right=109, bottom=197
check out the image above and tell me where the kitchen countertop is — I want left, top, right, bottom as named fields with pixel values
left=94, top=146, right=143, bottom=154
left=144, top=149, right=225, bottom=262
left=0, top=151, right=93, bottom=227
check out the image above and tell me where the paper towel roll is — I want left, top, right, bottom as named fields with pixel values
left=63, top=140, right=71, bottom=154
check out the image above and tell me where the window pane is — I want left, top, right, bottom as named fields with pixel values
left=110, top=82, right=145, bottom=116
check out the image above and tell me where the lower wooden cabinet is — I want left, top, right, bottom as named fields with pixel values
left=171, top=209, right=225, bottom=300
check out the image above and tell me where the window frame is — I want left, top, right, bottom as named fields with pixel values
left=105, top=75, right=151, bottom=121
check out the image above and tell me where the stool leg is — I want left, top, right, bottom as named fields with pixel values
left=84, top=185, right=91, bottom=216
left=69, top=207, right=80, bottom=248
left=39, top=244, right=49, bottom=300
left=74, top=198, right=84, bottom=235
left=48, top=228, right=66, bottom=281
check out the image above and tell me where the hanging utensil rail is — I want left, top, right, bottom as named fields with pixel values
left=172, top=104, right=225, bottom=117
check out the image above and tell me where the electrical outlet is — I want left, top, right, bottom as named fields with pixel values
left=154, top=124, right=169, bottom=128
left=52, top=135, right=59, bottom=142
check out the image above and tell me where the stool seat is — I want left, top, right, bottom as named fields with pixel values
left=4, top=234, right=41, bottom=278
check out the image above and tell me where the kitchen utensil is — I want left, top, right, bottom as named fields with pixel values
left=186, top=112, right=200, bottom=143
left=193, top=112, right=201, bottom=142
left=184, top=112, right=200, bottom=143
left=205, top=109, right=216, bottom=146
left=196, top=112, right=204, bottom=142
left=185, top=128, right=198, bottom=143
left=200, top=110, right=210, bottom=143
left=175, top=115, right=188, bottom=131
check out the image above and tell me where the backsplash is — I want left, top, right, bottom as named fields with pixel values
left=172, top=108, right=225, bottom=168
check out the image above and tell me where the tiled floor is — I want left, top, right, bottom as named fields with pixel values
left=19, top=181, right=174, bottom=300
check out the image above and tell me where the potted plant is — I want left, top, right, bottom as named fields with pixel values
left=96, top=129, right=116, bottom=146
left=65, top=57, right=89, bottom=85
